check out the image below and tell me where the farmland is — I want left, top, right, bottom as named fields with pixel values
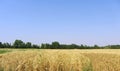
left=0, top=49, right=120, bottom=71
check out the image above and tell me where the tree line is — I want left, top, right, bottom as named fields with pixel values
left=0, top=40, right=39, bottom=48
left=0, top=39, right=120, bottom=49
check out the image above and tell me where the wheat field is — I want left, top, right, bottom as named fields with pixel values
left=0, top=49, right=120, bottom=71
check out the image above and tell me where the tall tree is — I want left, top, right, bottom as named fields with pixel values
left=25, top=42, right=32, bottom=48
left=13, top=40, right=25, bottom=48
left=52, top=41, right=60, bottom=49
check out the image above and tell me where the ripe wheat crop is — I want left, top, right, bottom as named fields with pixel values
left=0, top=50, right=92, bottom=71
left=0, top=49, right=120, bottom=71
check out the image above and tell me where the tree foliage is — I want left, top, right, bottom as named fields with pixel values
left=13, top=40, right=25, bottom=48
left=0, top=39, right=120, bottom=49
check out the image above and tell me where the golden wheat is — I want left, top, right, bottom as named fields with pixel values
left=0, top=49, right=120, bottom=71
left=0, top=50, right=92, bottom=71
left=83, top=53, right=120, bottom=71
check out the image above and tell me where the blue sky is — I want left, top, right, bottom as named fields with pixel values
left=0, top=0, right=120, bottom=46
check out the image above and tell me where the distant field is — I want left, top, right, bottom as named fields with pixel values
left=0, top=49, right=120, bottom=71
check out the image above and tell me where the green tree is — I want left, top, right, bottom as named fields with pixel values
left=41, top=43, right=51, bottom=49
left=3, top=43, right=11, bottom=48
left=80, top=44, right=84, bottom=49
left=45, top=44, right=51, bottom=49
left=0, top=42, right=2, bottom=48
left=41, top=44, right=46, bottom=49
left=32, top=44, right=39, bottom=48
left=25, top=42, right=32, bottom=48
left=69, top=44, right=79, bottom=49
left=52, top=41, right=60, bottom=49
left=13, top=40, right=25, bottom=48
left=94, top=45, right=99, bottom=49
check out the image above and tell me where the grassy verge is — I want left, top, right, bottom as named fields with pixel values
left=0, top=50, right=12, bottom=54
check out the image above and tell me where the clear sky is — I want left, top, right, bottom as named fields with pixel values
left=0, top=0, right=120, bottom=46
